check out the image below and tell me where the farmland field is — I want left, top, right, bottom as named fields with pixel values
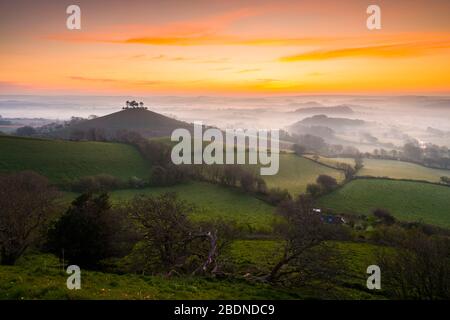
left=249, top=154, right=344, bottom=196
left=357, top=159, right=450, bottom=182
left=65, top=181, right=277, bottom=233
left=318, top=179, right=450, bottom=227
left=0, top=136, right=150, bottom=182
left=304, top=155, right=450, bottom=183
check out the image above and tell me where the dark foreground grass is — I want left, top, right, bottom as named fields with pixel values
left=0, top=240, right=385, bottom=300
left=0, top=253, right=300, bottom=300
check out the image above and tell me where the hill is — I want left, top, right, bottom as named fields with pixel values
left=0, top=136, right=150, bottom=182
left=318, top=179, right=450, bottom=228
left=292, top=105, right=354, bottom=115
left=291, top=115, right=365, bottom=130
left=53, top=108, right=191, bottom=139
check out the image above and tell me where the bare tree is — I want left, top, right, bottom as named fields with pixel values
left=128, top=193, right=194, bottom=272
left=0, top=171, right=59, bottom=265
left=378, top=228, right=450, bottom=299
left=128, top=193, right=237, bottom=275
left=266, top=195, right=344, bottom=283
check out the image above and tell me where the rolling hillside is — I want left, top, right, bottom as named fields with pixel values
left=318, top=179, right=450, bottom=227
left=0, top=136, right=150, bottom=182
left=53, top=108, right=192, bottom=139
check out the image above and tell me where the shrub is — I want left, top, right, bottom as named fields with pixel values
left=373, top=208, right=396, bottom=225
left=16, top=126, right=36, bottom=136
left=70, top=174, right=124, bottom=192
left=46, top=193, right=134, bottom=269
left=266, top=187, right=291, bottom=205
left=128, top=176, right=147, bottom=188
left=316, top=174, right=338, bottom=193
left=240, top=171, right=257, bottom=193
left=150, top=165, right=188, bottom=186
left=306, top=183, right=322, bottom=198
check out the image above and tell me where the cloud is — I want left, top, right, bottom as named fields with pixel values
left=256, top=78, right=280, bottom=83
left=128, top=54, right=193, bottom=61
left=47, top=6, right=276, bottom=46
left=120, top=36, right=336, bottom=46
left=279, top=40, right=450, bottom=62
left=69, top=76, right=163, bottom=86
left=236, top=69, right=261, bottom=73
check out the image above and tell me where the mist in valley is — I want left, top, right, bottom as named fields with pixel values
left=1, top=95, right=449, bottom=153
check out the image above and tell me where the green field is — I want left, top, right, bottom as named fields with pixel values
left=318, top=179, right=450, bottom=227
left=249, top=154, right=344, bottom=196
left=303, top=155, right=354, bottom=167
left=65, top=181, right=276, bottom=233
left=0, top=136, right=150, bottom=182
left=358, top=159, right=450, bottom=182
left=305, top=155, right=450, bottom=183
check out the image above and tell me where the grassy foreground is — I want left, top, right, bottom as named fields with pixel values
left=0, top=240, right=384, bottom=300
left=0, top=253, right=298, bottom=300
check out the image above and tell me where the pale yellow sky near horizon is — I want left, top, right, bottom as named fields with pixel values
left=1, top=0, right=450, bottom=96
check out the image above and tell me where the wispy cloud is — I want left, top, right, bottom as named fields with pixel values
left=69, top=76, right=163, bottom=86
left=280, top=40, right=450, bottom=62
left=128, top=54, right=193, bottom=61
left=236, top=69, right=261, bottom=74
left=120, top=36, right=336, bottom=46
left=47, top=6, right=282, bottom=46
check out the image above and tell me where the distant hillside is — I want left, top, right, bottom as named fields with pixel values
left=53, top=108, right=191, bottom=139
left=293, top=115, right=365, bottom=129
left=288, top=124, right=335, bottom=139
left=292, top=104, right=354, bottom=115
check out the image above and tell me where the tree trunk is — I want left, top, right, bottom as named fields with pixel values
left=266, top=258, right=288, bottom=283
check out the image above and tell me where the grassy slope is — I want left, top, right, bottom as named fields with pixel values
left=64, top=181, right=276, bottom=233
left=0, top=241, right=384, bottom=300
left=0, top=253, right=298, bottom=300
left=249, top=154, right=344, bottom=196
left=0, top=136, right=150, bottom=182
left=318, top=179, right=450, bottom=227
left=305, top=155, right=450, bottom=183
left=229, top=240, right=384, bottom=299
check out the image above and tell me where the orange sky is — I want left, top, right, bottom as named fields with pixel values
left=1, top=0, right=450, bottom=95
